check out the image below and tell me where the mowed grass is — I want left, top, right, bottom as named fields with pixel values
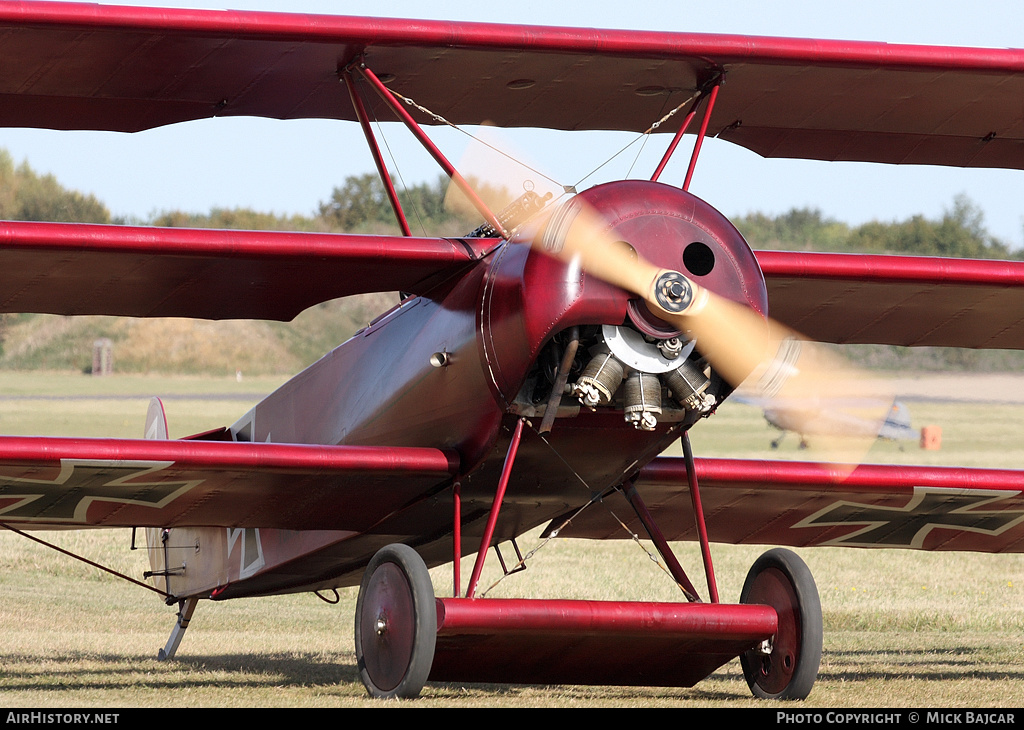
left=0, top=372, right=288, bottom=438
left=1, top=371, right=1023, bottom=707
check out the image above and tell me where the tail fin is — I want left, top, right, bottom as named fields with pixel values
left=879, top=400, right=918, bottom=441
left=145, top=397, right=168, bottom=440
left=884, top=400, right=912, bottom=430
left=144, top=397, right=171, bottom=604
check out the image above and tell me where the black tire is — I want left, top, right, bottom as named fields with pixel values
left=354, top=544, right=437, bottom=699
left=739, top=548, right=822, bottom=700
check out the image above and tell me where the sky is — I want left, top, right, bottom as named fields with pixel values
left=3, top=0, right=1024, bottom=246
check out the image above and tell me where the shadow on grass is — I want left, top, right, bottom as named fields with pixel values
left=423, top=679, right=746, bottom=702
left=0, top=651, right=358, bottom=693
left=4, top=646, right=1017, bottom=700
left=1, top=649, right=750, bottom=702
left=820, top=646, right=1024, bottom=683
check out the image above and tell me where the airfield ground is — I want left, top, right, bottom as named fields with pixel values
left=0, top=371, right=1022, bottom=707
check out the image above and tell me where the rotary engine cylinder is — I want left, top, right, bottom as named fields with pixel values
left=572, top=346, right=625, bottom=407
left=663, top=359, right=714, bottom=413
left=623, top=371, right=662, bottom=431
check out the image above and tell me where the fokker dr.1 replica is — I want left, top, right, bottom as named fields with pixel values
left=3, top=1, right=1024, bottom=701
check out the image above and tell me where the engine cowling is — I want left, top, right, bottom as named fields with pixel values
left=481, top=180, right=768, bottom=430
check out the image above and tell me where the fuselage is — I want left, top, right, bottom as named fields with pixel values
left=152, top=181, right=769, bottom=600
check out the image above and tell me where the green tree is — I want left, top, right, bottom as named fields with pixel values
left=150, top=207, right=317, bottom=231
left=316, top=173, right=479, bottom=235
left=733, top=207, right=851, bottom=251
left=737, top=195, right=1017, bottom=260
left=847, top=195, right=1013, bottom=259
left=317, top=173, right=394, bottom=231
left=0, top=150, right=110, bottom=224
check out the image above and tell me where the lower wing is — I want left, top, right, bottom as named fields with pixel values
left=0, top=436, right=458, bottom=531
left=558, top=457, right=1024, bottom=553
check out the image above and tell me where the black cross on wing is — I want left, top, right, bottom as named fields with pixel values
left=0, top=460, right=202, bottom=524
left=793, top=488, right=1024, bottom=548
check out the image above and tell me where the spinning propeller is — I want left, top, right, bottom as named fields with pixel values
left=535, top=194, right=892, bottom=468
left=444, top=131, right=891, bottom=468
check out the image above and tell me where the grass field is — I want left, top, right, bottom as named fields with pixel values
left=1, top=371, right=1023, bottom=708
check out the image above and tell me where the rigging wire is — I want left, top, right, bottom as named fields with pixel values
left=391, top=90, right=565, bottom=193
left=366, top=101, right=432, bottom=237
left=384, top=86, right=700, bottom=241
left=573, top=91, right=698, bottom=190
left=0, top=520, right=171, bottom=599
left=534, top=425, right=696, bottom=593
left=624, top=93, right=675, bottom=179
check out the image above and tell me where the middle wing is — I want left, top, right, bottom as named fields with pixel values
left=0, top=222, right=492, bottom=320
left=757, top=251, right=1024, bottom=350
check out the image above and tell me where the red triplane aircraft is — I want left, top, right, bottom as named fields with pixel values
left=3, top=1, right=1024, bottom=702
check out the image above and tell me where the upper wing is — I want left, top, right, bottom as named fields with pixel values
left=0, top=435, right=458, bottom=530
left=0, top=221, right=492, bottom=319
left=757, top=251, right=1024, bottom=350
left=557, top=457, right=1024, bottom=553
left=2, top=3, right=1024, bottom=168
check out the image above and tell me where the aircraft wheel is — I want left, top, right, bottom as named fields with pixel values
left=739, top=548, right=822, bottom=700
left=355, top=544, right=437, bottom=699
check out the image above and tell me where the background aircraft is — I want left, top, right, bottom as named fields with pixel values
left=1, top=1, right=1024, bottom=703
left=735, top=397, right=921, bottom=450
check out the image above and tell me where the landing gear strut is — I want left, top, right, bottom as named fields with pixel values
left=355, top=544, right=437, bottom=699
left=739, top=548, right=822, bottom=700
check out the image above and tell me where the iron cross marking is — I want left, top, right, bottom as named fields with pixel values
left=0, top=459, right=201, bottom=523
left=227, top=527, right=265, bottom=579
left=794, top=487, right=1024, bottom=548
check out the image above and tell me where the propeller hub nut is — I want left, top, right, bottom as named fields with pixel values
left=654, top=271, right=693, bottom=313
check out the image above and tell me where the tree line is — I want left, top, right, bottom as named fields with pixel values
left=0, top=148, right=1017, bottom=260
left=148, top=173, right=478, bottom=236
left=0, top=150, right=109, bottom=224
left=732, top=196, right=1019, bottom=260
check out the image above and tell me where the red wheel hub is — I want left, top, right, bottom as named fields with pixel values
left=742, top=566, right=801, bottom=695
left=359, top=562, right=418, bottom=692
